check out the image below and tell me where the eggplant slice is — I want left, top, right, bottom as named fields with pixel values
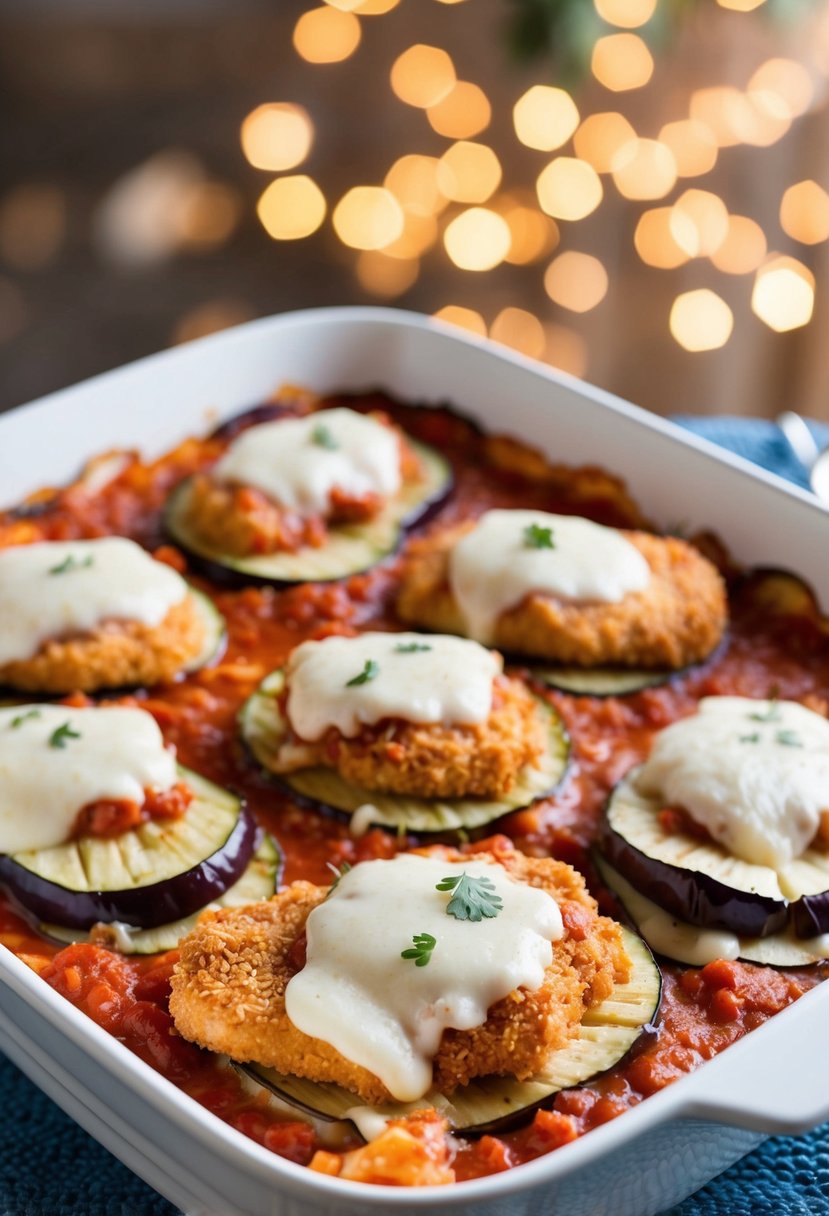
left=529, top=667, right=676, bottom=698
left=41, top=834, right=281, bottom=955
left=184, top=588, right=227, bottom=673
left=599, top=774, right=829, bottom=953
left=164, top=438, right=452, bottom=587
left=0, top=767, right=258, bottom=930
left=239, top=669, right=570, bottom=834
left=597, top=857, right=829, bottom=968
left=236, top=926, right=661, bottom=1136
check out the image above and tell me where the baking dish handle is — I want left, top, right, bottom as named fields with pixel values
left=678, top=983, right=829, bottom=1135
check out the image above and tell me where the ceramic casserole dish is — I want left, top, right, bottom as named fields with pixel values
left=1, top=306, right=828, bottom=1216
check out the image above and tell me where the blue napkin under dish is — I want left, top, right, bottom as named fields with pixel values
left=1, top=413, right=828, bottom=1216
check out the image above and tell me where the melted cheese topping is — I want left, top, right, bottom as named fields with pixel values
left=0, top=538, right=189, bottom=666
left=0, top=705, right=177, bottom=853
left=285, top=855, right=563, bottom=1101
left=211, top=408, right=402, bottom=515
left=448, top=509, right=651, bottom=644
left=284, top=632, right=500, bottom=742
left=636, top=696, right=829, bottom=869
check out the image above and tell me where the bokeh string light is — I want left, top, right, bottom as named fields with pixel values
left=239, top=0, right=829, bottom=369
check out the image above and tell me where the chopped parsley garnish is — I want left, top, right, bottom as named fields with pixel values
left=749, top=700, right=781, bottom=724
left=346, top=659, right=379, bottom=687
left=437, top=872, right=504, bottom=922
left=10, top=709, right=41, bottom=729
left=739, top=732, right=760, bottom=744
left=48, top=554, right=94, bottom=575
left=325, top=861, right=352, bottom=892
left=310, top=424, right=338, bottom=451
left=776, top=729, right=802, bottom=748
left=394, top=642, right=432, bottom=654
left=401, top=932, right=436, bottom=967
left=49, top=722, right=81, bottom=749
left=523, top=523, right=555, bottom=550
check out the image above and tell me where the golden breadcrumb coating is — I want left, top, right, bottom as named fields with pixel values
left=396, top=522, right=727, bottom=670
left=276, top=674, right=546, bottom=799
left=0, top=595, right=206, bottom=693
left=169, top=845, right=630, bottom=1105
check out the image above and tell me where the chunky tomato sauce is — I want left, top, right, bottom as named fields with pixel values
left=0, top=391, right=826, bottom=1182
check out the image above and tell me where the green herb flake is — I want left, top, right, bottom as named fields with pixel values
left=776, top=729, right=803, bottom=748
left=310, top=424, right=338, bottom=451
left=325, top=861, right=352, bottom=893
left=10, top=709, right=41, bottom=729
left=437, top=872, right=504, bottom=922
left=49, top=722, right=81, bottom=749
left=739, top=732, right=760, bottom=744
left=394, top=642, right=432, bottom=654
left=522, top=523, right=555, bottom=550
left=48, top=554, right=94, bottom=576
left=749, top=700, right=782, bottom=724
left=401, top=932, right=436, bottom=967
left=346, top=659, right=379, bottom=687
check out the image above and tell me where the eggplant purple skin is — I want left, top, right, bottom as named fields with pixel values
left=790, top=893, right=829, bottom=938
left=599, top=814, right=789, bottom=940
left=0, top=804, right=260, bottom=931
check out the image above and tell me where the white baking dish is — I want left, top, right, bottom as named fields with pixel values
left=1, top=306, right=828, bottom=1216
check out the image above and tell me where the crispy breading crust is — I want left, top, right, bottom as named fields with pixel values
left=278, top=675, right=546, bottom=798
left=169, top=846, right=630, bottom=1105
left=396, top=523, right=727, bottom=670
left=0, top=595, right=206, bottom=693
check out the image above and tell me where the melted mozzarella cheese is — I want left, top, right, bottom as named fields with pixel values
left=285, top=632, right=500, bottom=742
left=211, top=408, right=401, bottom=515
left=636, top=696, right=829, bottom=869
left=285, top=855, right=563, bottom=1101
left=0, top=704, right=177, bottom=853
left=0, top=538, right=189, bottom=666
left=448, top=509, right=651, bottom=644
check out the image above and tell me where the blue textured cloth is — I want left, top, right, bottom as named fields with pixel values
left=1, top=413, right=829, bottom=1216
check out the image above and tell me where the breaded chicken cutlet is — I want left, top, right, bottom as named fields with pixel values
left=0, top=595, right=206, bottom=693
left=273, top=673, right=546, bottom=799
left=169, top=844, right=630, bottom=1105
left=397, top=523, right=727, bottom=670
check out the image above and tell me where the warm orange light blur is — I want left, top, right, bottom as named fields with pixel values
left=356, top=251, right=419, bottom=296
left=513, top=86, right=580, bottom=152
left=382, top=212, right=438, bottom=259
left=241, top=104, right=314, bottom=171
left=293, top=7, right=361, bottom=63
left=443, top=208, right=511, bottom=271
left=670, top=189, right=729, bottom=257
left=333, top=186, right=404, bottom=250
left=384, top=155, right=447, bottom=217
left=536, top=158, right=602, bottom=221
left=428, top=82, right=491, bottom=139
left=351, top=0, right=400, bottom=12
left=490, top=307, right=546, bottom=359
left=498, top=200, right=559, bottom=264
left=591, top=34, right=654, bottom=91
left=658, top=120, right=718, bottom=177
left=611, top=139, right=676, bottom=200
left=752, top=255, right=815, bottom=331
left=0, top=184, right=66, bottom=271
left=634, top=208, right=691, bottom=269
left=544, top=323, right=588, bottom=378
left=172, top=299, right=257, bottom=346
left=390, top=45, right=456, bottom=108
left=710, top=215, right=767, bottom=273
left=670, top=289, right=733, bottom=351
left=716, top=0, right=765, bottom=10
left=179, top=182, right=241, bottom=251
left=574, top=112, right=636, bottom=172
left=438, top=142, right=502, bottom=204
left=689, top=87, right=745, bottom=148
left=749, top=58, right=813, bottom=118
left=432, top=305, right=487, bottom=335
left=544, top=252, right=608, bottom=312
left=780, top=180, right=829, bottom=244
left=594, top=0, right=657, bottom=27
left=256, top=176, right=326, bottom=239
